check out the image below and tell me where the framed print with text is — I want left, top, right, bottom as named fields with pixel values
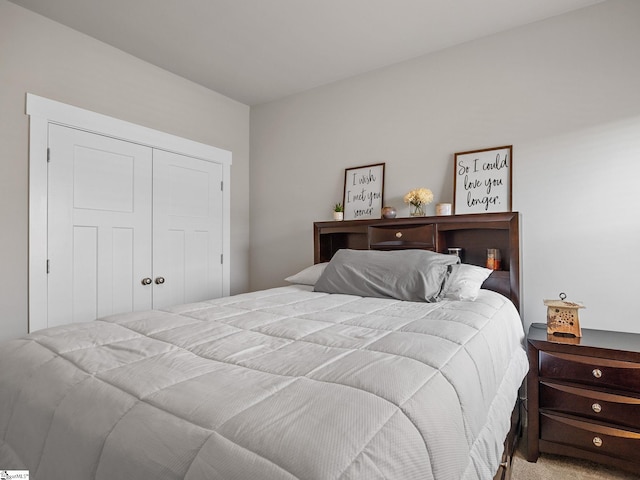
left=454, top=145, right=512, bottom=214
left=343, top=163, right=385, bottom=220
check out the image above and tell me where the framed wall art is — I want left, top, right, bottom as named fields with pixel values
left=342, top=163, right=385, bottom=220
left=453, top=145, right=512, bottom=214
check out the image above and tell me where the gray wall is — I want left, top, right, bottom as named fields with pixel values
left=251, top=0, right=640, bottom=334
left=0, top=0, right=250, bottom=342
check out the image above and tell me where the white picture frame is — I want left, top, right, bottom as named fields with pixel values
left=454, top=145, right=512, bottom=214
left=342, top=163, right=385, bottom=220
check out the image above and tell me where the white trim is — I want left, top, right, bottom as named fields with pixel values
left=26, top=94, right=232, bottom=164
left=27, top=93, right=232, bottom=332
left=28, top=115, right=49, bottom=333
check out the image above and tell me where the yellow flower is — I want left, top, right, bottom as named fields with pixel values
left=403, top=188, right=434, bottom=206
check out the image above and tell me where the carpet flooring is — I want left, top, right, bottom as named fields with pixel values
left=510, top=447, right=637, bottom=479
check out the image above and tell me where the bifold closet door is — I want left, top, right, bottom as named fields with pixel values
left=152, top=150, right=224, bottom=309
left=47, top=124, right=153, bottom=326
left=47, top=126, right=224, bottom=326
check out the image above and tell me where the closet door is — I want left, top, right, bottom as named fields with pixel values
left=152, top=150, right=224, bottom=309
left=47, top=125, right=153, bottom=326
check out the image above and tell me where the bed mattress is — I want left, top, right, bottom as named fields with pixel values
left=0, top=286, right=527, bottom=480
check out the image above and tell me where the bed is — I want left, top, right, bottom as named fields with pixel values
left=0, top=212, right=527, bottom=480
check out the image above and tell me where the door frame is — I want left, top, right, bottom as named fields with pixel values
left=27, top=93, right=232, bottom=333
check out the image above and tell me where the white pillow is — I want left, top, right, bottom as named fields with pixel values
left=284, top=263, right=329, bottom=286
left=440, top=264, right=492, bottom=301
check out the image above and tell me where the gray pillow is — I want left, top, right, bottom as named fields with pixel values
left=314, top=249, right=460, bottom=302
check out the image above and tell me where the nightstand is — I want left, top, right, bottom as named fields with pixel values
left=526, top=323, right=640, bottom=475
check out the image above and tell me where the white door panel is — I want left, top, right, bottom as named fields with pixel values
left=48, top=125, right=153, bottom=326
left=152, top=150, right=224, bottom=309
left=72, top=226, right=98, bottom=322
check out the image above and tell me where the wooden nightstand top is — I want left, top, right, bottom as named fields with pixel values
left=528, top=323, right=640, bottom=355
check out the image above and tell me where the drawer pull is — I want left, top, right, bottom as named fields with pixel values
left=592, top=436, right=603, bottom=447
left=395, top=232, right=403, bottom=238
left=592, top=368, right=602, bottom=378
left=591, top=403, right=602, bottom=413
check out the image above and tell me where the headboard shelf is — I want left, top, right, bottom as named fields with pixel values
left=314, top=212, right=521, bottom=311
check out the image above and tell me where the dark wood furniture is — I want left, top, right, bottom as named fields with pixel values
left=526, top=323, right=640, bottom=475
left=313, top=211, right=522, bottom=480
left=313, top=211, right=520, bottom=311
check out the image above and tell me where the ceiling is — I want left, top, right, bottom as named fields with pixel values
left=10, top=0, right=604, bottom=106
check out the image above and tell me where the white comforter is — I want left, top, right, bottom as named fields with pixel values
left=0, top=286, right=527, bottom=480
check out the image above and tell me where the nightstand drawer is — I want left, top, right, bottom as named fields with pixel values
left=540, top=381, right=640, bottom=429
left=540, top=412, right=640, bottom=463
left=368, top=224, right=435, bottom=250
left=540, top=351, right=640, bottom=393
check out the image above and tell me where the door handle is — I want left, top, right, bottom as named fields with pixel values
left=141, top=277, right=152, bottom=286
left=155, top=277, right=165, bottom=285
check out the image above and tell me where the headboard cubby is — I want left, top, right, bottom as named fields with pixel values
left=313, top=212, right=521, bottom=311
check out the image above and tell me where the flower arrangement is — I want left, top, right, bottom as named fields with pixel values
left=403, top=188, right=433, bottom=216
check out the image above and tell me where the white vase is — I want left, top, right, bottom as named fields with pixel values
left=333, top=211, right=344, bottom=221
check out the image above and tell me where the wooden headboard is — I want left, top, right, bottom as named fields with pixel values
left=313, top=212, right=521, bottom=312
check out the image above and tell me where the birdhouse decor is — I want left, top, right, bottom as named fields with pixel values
left=544, top=292, right=584, bottom=337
